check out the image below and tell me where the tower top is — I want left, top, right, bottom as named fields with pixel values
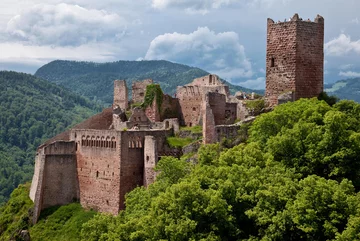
left=267, top=13, right=324, bottom=25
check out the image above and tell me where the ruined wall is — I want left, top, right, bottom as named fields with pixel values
left=132, top=79, right=153, bottom=104
left=30, top=141, right=79, bottom=223
left=265, top=14, right=324, bottom=106
left=143, top=136, right=158, bottom=187
left=73, top=129, right=121, bottom=215
left=215, top=125, right=241, bottom=143
left=176, top=85, right=202, bottom=126
left=114, top=80, right=128, bottom=110
left=207, top=92, right=226, bottom=125
left=42, top=142, right=79, bottom=208
left=119, top=129, right=172, bottom=209
left=225, top=102, right=237, bottom=124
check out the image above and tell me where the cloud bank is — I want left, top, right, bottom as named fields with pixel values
left=325, top=34, right=360, bottom=56
left=6, top=3, right=126, bottom=46
left=145, top=27, right=253, bottom=82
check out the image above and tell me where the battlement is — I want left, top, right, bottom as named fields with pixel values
left=267, top=13, right=324, bottom=25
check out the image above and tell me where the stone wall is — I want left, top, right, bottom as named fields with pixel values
left=114, top=80, right=128, bottom=110
left=73, top=129, right=121, bottom=214
left=30, top=141, right=79, bottom=223
left=119, top=129, right=172, bottom=209
left=265, top=14, right=324, bottom=106
left=176, top=85, right=203, bottom=126
left=132, top=79, right=153, bottom=104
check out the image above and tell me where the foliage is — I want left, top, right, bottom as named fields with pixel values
left=35, top=60, right=262, bottom=105
left=141, top=84, right=163, bottom=112
left=179, top=125, right=202, bottom=134
left=30, top=203, right=96, bottom=241
left=4, top=98, right=360, bottom=240
left=318, top=91, right=339, bottom=106
left=166, top=137, right=193, bottom=148
left=0, top=71, right=101, bottom=204
left=244, top=99, right=265, bottom=115
left=0, top=184, right=33, bottom=241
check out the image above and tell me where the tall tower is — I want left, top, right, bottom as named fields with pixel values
left=113, top=80, right=128, bottom=110
left=265, top=13, right=324, bottom=106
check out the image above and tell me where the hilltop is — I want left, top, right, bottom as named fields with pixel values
left=325, top=77, right=360, bottom=103
left=35, top=60, right=259, bottom=105
left=0, top=71, right=101, bottom=205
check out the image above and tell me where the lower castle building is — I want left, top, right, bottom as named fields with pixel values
left=29, top=74, right=258, bottom=223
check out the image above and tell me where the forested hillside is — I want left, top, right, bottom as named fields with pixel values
left=3, top=98, right=360, bottom=240
left=35, top=60, right=259, bottom=105
left=0, top=71, right=101, bottom=205
left=326, top=77, right=360, bottom=103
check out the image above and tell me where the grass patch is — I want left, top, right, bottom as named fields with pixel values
left=30, top=203, right=97, bottom=241
left=179, top=125, right=202, bottom=134
left=0, top=183, right=33, bottom=241
left=167, top=137, right=193, bottom=148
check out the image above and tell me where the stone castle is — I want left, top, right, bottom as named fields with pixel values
left=29, top=13, right=324, bottom=223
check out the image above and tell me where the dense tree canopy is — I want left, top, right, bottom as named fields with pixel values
left=0, top=71, right=101, bottom=205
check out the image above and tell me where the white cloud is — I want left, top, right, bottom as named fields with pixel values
left=144, top=27, right=253, bottom=80
left=151, top=0, right=237, bottom=14
left=239, top=77, right=265, bottom=89
left=350, top=17, right=359, bottom=24
left=6, top=3, right=127, bottom=46
left=339, top=64, right=353, bottom=70
left=0, top=42, right=123, bottom=67
left=339, top=71, right=360, bottom=78
left=325, top=34, right=360, bottom=56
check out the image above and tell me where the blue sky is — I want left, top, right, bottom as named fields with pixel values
left=0, top=0, right=359, bottom=89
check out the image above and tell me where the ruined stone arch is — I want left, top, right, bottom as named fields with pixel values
left=96, top=136, right=100, bottom=147
left=81, top=135, right=86, bottom=146
left=86, top=136, right=90, bottom=146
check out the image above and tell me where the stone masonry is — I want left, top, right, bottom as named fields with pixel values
left=132, top=79, right=153, bottom=104
left=265, top=13, right=324, bottom=106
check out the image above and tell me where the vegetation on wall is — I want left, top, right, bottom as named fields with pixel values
left=141, top=84, right=163, bottom=112
left=0, top=71, right=101, bottom=205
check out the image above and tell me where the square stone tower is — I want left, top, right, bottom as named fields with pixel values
left=265, top=13, right=324, bottom=106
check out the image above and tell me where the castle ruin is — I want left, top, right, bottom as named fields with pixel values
left=29, top=13, right=324, bottom=223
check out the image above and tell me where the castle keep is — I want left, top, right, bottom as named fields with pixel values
left=265, top=14, right=324, bottom=106
left=29, top=13, right=324, bottom=223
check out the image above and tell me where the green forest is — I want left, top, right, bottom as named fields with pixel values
left=2, top=98, right=360, bottom=240
left=0, top=71, right=101, bottom=205
left=35, top=60, right=259, bottom=105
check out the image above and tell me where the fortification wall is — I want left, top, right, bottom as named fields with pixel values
left=73, top=129, right=121, bottom=214
left=30, top=141, right=79, bottom=223
left=207, top=92, right=226, bottom=125
left=132, top=79, right=153, bottom=104
left=295, top=16, right=324, bottom=99
left=215, top=125, right=241, bottom=143
left=176, top=85, right=203, bottom=126
left=119, top=129, right=172, bottom=209
left=189, top=74, right=223, bottom=86
left=225, top=102, right=237, bottom=124
left=114, top=80, right=128, bottom=110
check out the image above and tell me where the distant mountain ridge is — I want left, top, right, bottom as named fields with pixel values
left=35, top=60, right=260, bottom=105
left=325, top=77, right=360, bottom=103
